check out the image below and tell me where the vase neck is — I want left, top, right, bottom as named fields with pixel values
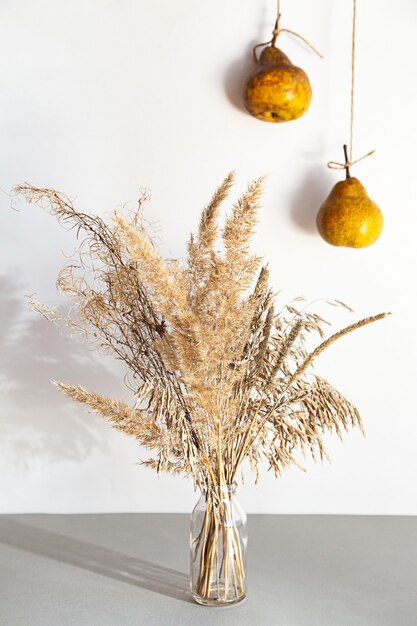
left=202, top=482, right=237, bottom=499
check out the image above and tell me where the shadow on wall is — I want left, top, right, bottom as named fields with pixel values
left=290, top=165, right=333, bottom=234
left=0, top=274, right=124, bottom=469
left=223, top=41, right=258, bottom=115
left=223, top=3, right=271, bottom=114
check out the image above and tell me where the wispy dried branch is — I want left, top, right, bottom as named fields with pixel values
left=14, top=178, right=389, bottom=490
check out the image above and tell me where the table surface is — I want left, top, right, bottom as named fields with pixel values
left=0, top=514, right=416, bottom=626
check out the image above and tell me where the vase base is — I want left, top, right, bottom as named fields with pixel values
left=191, top=589, right=246, bottom=608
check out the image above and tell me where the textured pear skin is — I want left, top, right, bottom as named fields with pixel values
left=244, top=46, right=312, bottom=123
left=316, top=177, right=383, bottom=248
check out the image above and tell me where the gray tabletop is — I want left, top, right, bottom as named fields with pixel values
left=0, top=514, right=416, bottom=626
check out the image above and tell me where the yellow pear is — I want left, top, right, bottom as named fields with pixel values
left=317, top=176, right=383, bottom=248
left=244, top=45, right=311, bottom=123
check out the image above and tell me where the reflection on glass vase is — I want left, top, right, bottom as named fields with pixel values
left=190, top=483, right=247, bottom=606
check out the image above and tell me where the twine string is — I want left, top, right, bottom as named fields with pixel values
left=327, top=0, right=375, bottom=176
left=253, top=0, right=323, bottom=62
left=273, top=28, right=324, bottom=58
left=349, top=0, right=357, bottom=163
left=328, top=146, right=375, bottom=179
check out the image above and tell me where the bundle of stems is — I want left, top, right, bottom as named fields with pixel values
left=191, top=484, right=247, bottom=603
left=15, top=174, right=388, bottom=603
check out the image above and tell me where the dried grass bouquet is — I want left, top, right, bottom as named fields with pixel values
left=15, top=174, right=387, bottom=605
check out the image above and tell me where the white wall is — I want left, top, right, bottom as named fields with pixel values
left=1, top=0, right=416, bottom=515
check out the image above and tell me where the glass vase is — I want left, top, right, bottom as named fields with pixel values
left=190, top=483, right=247, bottom=606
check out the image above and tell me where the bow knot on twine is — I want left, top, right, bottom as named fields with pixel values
left=327, top=148, right=375, bottom=174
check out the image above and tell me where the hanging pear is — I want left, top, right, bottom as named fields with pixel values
left=244, top=45, right=312, bottom=123
left=317, top=171, right=383, bottom=248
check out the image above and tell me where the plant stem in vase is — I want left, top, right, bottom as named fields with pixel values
left=190, top=483, right=247, bottom=606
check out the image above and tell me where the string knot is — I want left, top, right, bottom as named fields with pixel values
left=327, top=145, right=375, bottom=178
left=272, top=27, right=323, bottom=59
left=253, top=6, right=323, bottom=62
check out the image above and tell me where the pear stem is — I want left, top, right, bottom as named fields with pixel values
left=343, top=144, right=351, bottom=179
left=271, top=16, right=280, bottom=47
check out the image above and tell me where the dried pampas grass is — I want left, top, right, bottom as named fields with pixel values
left=14, top=176, right=388, bottom=491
